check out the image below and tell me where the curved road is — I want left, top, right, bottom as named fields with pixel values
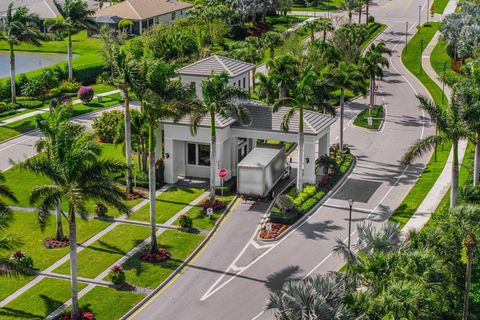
left=129, top=0, right=435, bottom=319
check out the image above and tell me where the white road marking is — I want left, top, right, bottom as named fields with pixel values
left=250, top=240, right=275, bottom=250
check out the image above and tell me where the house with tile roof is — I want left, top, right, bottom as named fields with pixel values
left=93, top=0, right=193, bottom=34
left=160, top=55, right=335, bottom=186
left=0, top=0, right=99, bottom=20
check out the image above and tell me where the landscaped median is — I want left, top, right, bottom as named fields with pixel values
left=353, top=105, right=385, bottom=130
left=259, top=148, right=354, bottom=240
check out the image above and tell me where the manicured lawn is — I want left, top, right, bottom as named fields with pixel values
left=353, top=105, right=384, bottom=129
left=0, top=94, right=123, bottom=143
left=128, top=186, right=205, bottom=224
left=0, top=278, right=86, bottom=319
left=53, top=224, right=150, bottom=279
left=173, top=195, right=236, bottom=230
left=432, top=0, right=450, bottom=14
left=90, top=84, right=116, bottom=95
left=390, top=141, right=452, bottom=227
left=431, top=39, right=463, bottom=87
left=122, top=230, right=205, bottom=289
left=0, top=31, right=103, bottom=82
left=77, top=286, right=144, bottom=320
left=402, top=23, right=445, bottom=108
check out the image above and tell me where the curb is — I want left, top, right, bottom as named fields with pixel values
left=258, top=155, right=357, bottom=242
left=119, top=195, right=239, bottom=320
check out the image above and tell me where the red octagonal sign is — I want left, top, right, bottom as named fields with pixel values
left=219, top=168, right=227, bottom=178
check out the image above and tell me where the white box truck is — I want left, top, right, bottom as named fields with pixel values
left=237, top=144, right=290, bottom=200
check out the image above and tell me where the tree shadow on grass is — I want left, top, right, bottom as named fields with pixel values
left=87, top=240, right=127, bottom=256
left=0, top=308, right=43, bottom=319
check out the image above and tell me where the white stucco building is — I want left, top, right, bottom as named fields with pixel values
left=160, top=55, right=335, bottom=187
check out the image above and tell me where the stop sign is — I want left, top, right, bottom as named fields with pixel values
left=219, top=168, right=227, bottom=178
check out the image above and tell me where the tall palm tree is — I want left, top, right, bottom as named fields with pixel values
left=401, top=94, right=471, bottom=208
left=330, top=61, right=365, bottom=152
left=262, top=31, right=283, bottom=60
left=266, top=272, right=354, bottom=320
left=52, top=0, right=95, bottom=80
left=21, top=115, right=129, bottom=319
left=316, top=19, right=335, bottom=41
left=364, top=0, right=372, bottom=24
left=0, top=3, right=44, bottom=104
left=191, top=73, right=249, bottom=203
left=109, top=47, right=141, bottom=195
left=362, top=42, right=391, bottom=110
left=273, top=66, right=334, bottom=192
left=462, top=233, right=476, bottom=320
left=256, top=72, right=278, bottom=104
left=267, top=55, right=301, bottom=98
left=340, top=0, right=360, bottom=24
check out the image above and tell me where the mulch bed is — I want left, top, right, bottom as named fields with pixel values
left=44, top=236, right=69, bottom=249
left=58, top=310, right=95, bottom=320
left=139, top=247, right=172, bottom=263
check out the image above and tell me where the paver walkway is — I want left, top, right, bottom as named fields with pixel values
left=402, top=0, right=461, bottom=234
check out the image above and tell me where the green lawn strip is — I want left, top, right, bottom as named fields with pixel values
left=172, top=195, right=235, bottom=230
left=122, top=230, right=205, bottom=289
left=128, top=186, right=205, bottom=224
left=432, top=0, right=450, bottom=14
left=430, top=39, right=464, bottom=86
left=53, top=224, right=150, bottom=279
left=402, top=22, right=445, bottom=108
left=0, top=278, right=86, bottom=320
left=389, top=142, right=452, bottom=227
left=291, top=0, right=343, bottom=11
left=0, top=94, right=123, bottom=143
left=353, top=105, right=384, bottom=129
left=76, top=286, right=144, bottom=320
left=90, top=84, right=116, bottom=95
left=0, top=31, right=103, bottom=81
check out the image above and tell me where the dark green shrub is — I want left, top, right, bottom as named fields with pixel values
left=77, top=86, right=94, bottom=105
left=179, top=214, right=193, bottom=229
left=368, top=15, right=375, bottom=23
left=73, top=63, right=104, bottom=85
left=10, top=251, right=34, bottom=269
left=92, top=110, right=123, bottom=142
left=108, top=265, right=126, bottom=285
left=95, top=202, right=108, bottom=217
left=270, top=207, right=299, bottom=225
left=18, top=100, right=44, bottom=109
left=275, top=194, right=295, bottom=213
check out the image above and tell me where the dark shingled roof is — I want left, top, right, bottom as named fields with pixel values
left=176, top=55, right=256, bottom=77
left=163, top=101, right=336, bottom=135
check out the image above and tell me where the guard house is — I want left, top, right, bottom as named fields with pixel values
left=159, top=55, right=335, bottom=186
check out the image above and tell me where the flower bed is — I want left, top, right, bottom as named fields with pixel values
left=44, top=236, right=69, bottom=249
left=199, top=199, right=226, bottom=211
left=259, top=222, right=288, bottom=239
left=139, top=247, right=172, bottom=263
left=59, top=310, right=95, bottom=320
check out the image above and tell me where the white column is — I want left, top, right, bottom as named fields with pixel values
left=303, top=142, right=316, bottom=184
left=155, top=124, right=163, bottom=159
left=214, top=141, right=223, bottom=186
left=231, top=136, right=238, bottom=177
left=139, top=20, right=143, bottom=34
left=164, top=137, right=175, bottom=184
left=317, top=131, right=330, bottom=160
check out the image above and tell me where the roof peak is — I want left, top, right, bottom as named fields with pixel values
left=176, top=55, right=256, bottom=77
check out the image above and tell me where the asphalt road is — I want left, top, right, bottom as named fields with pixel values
left=129, top=0, right=436, bottom=319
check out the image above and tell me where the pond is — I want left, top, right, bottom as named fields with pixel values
left=0, top=51, right=68, bottom=78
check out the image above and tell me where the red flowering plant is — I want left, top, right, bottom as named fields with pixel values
left=259, top=222, right=288, bottom=240
left=199, top=199, right=225, bottom=211
left=77, top=86, right=94, bottom=105
left=108, top=265, right=126, bottom=285
left=10, top=250, right=34, bottom=269
left=59, top=310, right=96, bottom=320
left=139, top=247, right=172, bottom=263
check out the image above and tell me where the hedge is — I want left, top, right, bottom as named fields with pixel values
left=73, top=63, right=104, bottom=85
left=270, top=207, right=299, bottom=225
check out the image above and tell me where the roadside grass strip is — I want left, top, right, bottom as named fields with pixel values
left=76, top=286, right=144, bottom=320
left=0, top=94, right=123, bottom=143
left=431, top=39, right=463, bottom=86
left=432, top=0, right=450, bottom=14
left=122, top=230, right=206, bottom=289
left=53, top=224, right=150, bottom=279
left=0, top=278, right=86, bottom=320
left=353, top=105, right=384, bottom=129
left=0, top=211, right=109, bottom=301
left=128, top=187, right=205, bottom=224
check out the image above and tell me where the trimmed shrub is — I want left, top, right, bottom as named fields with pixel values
left=95, top=202, right=108, bottom=217
left=270, top=207, right=299, bottom=225
left=73, top=63, right=104, bottom=85
left=179, top=214, right=193, bottom=229
left=108, top=265, right=126, bottom=285
left=10, top=251, right=34, bottom=269
left=92, top=109, right=123, bottom=142
left=77, top=86, right=94, bottom=105
left=368, top=15, right=375, bottom=23
left=275, top=194, right=294, bottom=213
left=59, top=80, right=81, bottom=94
left=18, top=100, right=44, bottom=109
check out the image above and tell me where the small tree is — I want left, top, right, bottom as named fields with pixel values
left=77, top=87, right=94, bottom=105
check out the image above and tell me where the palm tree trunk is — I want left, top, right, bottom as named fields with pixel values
left=349, top=11, right=352, bottom=24
left=370, top=77, right=375, bottom=108
left=68, top=31, right=73, bottom=80
left=124, top=92, right=133, bottom=194
left=474, top=132, right=480, bottom=187
left=323, top=30, right=327, bottom=41
left=340, top=87, right=345, bottom=152
left=55, top=198, right=64, bottom=241
left=366, top=1, right=370, bottom=24
left=68, top=206, right=80, bottom=319
left=358, top=6, right=362, bottom=24
left=9, top=45, right=16, bottom=104
left=297, top=108, right=305, bottom=192
left=270, top=47, right=275, bottom=60
left=451, top=141, right=459, bottom=208
left=463, top=249, right=473, bottom=320
left=209, top=112, right=217, bottom=203
left=148, top=124, right=158, bottom=252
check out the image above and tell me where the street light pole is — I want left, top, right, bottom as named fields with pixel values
left=418, top=6, right=421, bottom=32
left=427, top=0, right=430, bottom=24
left=347, top=199, right=353, bottom=250
left=405, top=22, right=409, bottom=54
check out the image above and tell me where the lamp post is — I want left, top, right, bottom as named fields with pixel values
left=347, top=199, right=354, bottom=250
left=405, top=22, right=409, bottom=54
left=418, top=6, right=421, bottom=33
left=427, top=0, right=430, bottom=24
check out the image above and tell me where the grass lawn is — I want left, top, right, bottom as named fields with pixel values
left=291, top=0, right=343, bottom=11
left=353, top=105, right=384, bottom=129
left=128, top=186, right=205, bottom=224
left=0, top=94, right=123, bottom=143
left=0, top=31, right=103, bottom=82
left=402, top=23, right=445, bottom=108
left=431, top=39, right=464, bottom=87
left=173, top=195, right=236, bottom=230
left=77, top=286, right=144, bottom=320
left=90, top=84, right=116, bottom=95
left=122, top=230, right=205, bottom=289
left=53, top=224, right=150, bottom=279
left=0, top=278, right=86, bottom=319
left=432, top=0, right=450, bottom=14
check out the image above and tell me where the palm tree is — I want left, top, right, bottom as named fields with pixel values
left=317, top=19, right=335, bottom=41
left=52, top=0, right=95, bottom=80
left=0, top=3, right=44, bottom=104
left=462, top=233, right=476, bottom=320
left=266, top=272, right=354, bottom=320
left=262, top=31, right=283, bottom=60
left=21, top=115, right=129, bottom=319
left=330, top=61, right=365, bottom=152
left=109, top=47, right=141, bottom=195
left=190, top=73, right=249, bottom=203
left=401, top=94, right=471, bottom=208
left=256, top=73, right=278, bottom=104
left=362, top=42, right=391, bottom=110
left=267, top=55, right=301, bottom=98
left=340, top=0, right=360, bottom=24
left=364, top=0, right=372, bottom=24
